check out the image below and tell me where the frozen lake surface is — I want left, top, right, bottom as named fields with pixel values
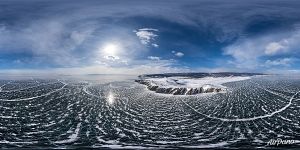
left=0, top=75, right=300, bottom=149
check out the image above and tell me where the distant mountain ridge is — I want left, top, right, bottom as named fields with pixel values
left=139, top=72, right=265, bottom=79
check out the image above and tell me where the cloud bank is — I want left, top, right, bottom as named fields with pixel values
left=1, top=0, right=300, bottom=74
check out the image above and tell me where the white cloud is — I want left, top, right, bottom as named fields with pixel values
left=265, top=42, right=285, bottom=55
left=138, top=28, right=158, bottom=32
left=265, top=58, right=293, bottom=67
left=103, top=55, right=120, bottom=61
left=172, top=51, right=184, bottom=57
left=175, top=52, right=184, bottom=57
left=134, top=28, right=159, bottom=47
left=263, top=29, right=300, bottom=56
left=224, top=30, right=300, bottom=69
left=152, top=43, right=159, bottom=47
left=147, top=56, right=161, bottom=60
left=224, top=39, right=262, bottom=69
left=0, top=21, right=94, bottom=66
left=96, top=57, right=129, bottom=67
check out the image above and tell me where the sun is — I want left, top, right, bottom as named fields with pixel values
left=102, top=43, right=119, bottom=57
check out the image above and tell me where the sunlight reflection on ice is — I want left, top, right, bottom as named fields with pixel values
left=107, top=91, right=115, bottom=105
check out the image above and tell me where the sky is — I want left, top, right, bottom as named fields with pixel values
left=1, top=0, right=300, bottom=75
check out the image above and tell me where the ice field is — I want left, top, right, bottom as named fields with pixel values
left=0, top=75, right=300, bottom=149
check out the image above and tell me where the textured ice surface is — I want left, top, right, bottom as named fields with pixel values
left=0, top=75, right=300, bottom=149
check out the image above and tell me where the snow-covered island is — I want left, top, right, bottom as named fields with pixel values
left=136, top=72, right=263, bottom=95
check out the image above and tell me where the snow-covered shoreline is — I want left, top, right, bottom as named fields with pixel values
left=136, top=76, right=251, bottom=95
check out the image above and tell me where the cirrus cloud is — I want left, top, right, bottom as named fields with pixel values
left=134, top=28, right=159, bottom=47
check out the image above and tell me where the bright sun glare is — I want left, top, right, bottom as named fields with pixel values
left=102, top=43, right=119, bottom=56
left=107, top=91, right=115, bottom=105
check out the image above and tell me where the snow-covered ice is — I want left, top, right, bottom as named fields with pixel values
left=145, top=76, right=251, bottom=88
left=136, top=76, right=251, bottom=95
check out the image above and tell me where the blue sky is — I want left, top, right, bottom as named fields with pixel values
left=1, top=0, right=300, bottom=75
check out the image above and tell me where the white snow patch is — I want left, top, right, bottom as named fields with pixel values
left=54, top=122, right=81, bottom=144
left=145, top=76, right=250, bottom=88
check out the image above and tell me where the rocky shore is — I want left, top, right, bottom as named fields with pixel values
left=135, top=79, right=223, bottom=95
